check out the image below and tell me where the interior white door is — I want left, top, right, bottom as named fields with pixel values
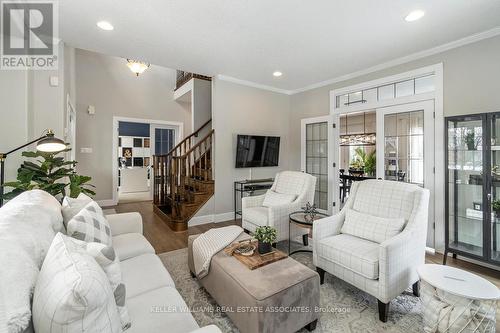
left=376, top=100, right=435, bottom=247
left=301, top=116, right=331, bottom=213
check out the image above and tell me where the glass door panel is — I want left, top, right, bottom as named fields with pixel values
left=305, top=122, right=328, bottom=210
left=377, top=101, right=435, bottom=247
left=490, top=115, right=500, bottom=262
left=447, top=117, right=483, bottom=257
left=383, top=110, right=424, bottom=185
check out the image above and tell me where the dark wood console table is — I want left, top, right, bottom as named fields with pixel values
left=234, top=178, right=274, bottom=220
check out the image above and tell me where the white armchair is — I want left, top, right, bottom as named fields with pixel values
left=242, top=171, right=316, bottom=242
left=313, top=179, right=429, bottom=322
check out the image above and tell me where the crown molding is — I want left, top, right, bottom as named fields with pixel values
left=216, top=27, right=500, bottom=96
left=216, top=75, right=293, bottom=95
left=290, top=26, right=500, bottom=94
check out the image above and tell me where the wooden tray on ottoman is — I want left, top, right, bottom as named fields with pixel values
left=224, top=240, right=288, bottom=270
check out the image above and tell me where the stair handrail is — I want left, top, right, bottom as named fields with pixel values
left=178, top=129, right=214, bottom=158
left=165, top=119, right=212, bottom=158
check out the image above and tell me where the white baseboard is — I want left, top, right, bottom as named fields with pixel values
left=425, top=247, right=435, bottom=255
left=188, top=214, right=215, bottom=226
left=97, top=199, right=117, bottom=207
left=214, top=212, right=235, bottom=223
left=188, top=211, right=235, bottom=227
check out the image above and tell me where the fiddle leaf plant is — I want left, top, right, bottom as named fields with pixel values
left=2, top=149, right=95, bottom=201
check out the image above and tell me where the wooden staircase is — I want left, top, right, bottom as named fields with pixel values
left=153, top=120, right=214, bottom=231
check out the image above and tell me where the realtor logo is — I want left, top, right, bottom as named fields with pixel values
left=1, top=0, right=58, bottom=70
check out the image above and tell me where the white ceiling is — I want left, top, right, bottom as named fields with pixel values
left=60, top=0, right=500, bottom=92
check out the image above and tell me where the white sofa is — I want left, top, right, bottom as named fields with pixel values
left=313, top=180, right=430, bottom=322
left=242, top=171, right=316, bottom=242
left=0, top=190, right=221, bottom=333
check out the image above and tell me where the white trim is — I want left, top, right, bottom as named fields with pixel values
left=217, top=74, right=293, bottom=95
left=188, top=214, right=215, bottom=226
left=215, top=212, right=235, bottom=223
left=97, top=199, right=116, bottom=207
left=425, top=247, right=436, bottom=255
left=188, top=211, right=235, bottom=227
left=214, top=27, right=500, bottom=96
left=112, top=116, right=184, bottom=206
left=329, top=63, right=445, bottom=251
left=173, top=78, right=194, bottom=101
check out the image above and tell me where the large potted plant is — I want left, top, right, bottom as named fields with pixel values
left=254, top=226, right=277, bottom=255
left=1, top=149, right=95, bottom=200
left=353, top=147, right=376, bottom=176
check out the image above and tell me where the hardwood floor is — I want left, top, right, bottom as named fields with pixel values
left=112, top=200, right=240, bottom=254
left=111, top=201, right=500, bottom=288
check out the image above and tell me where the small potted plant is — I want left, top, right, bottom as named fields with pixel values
left=492, top=199, right=500, bottom=218
left=465, top=131, right=476, bottom=150
left=254, top=226, right=277, bottom=255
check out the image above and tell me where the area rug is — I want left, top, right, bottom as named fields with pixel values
left=158, top=246, right=424, bottom=333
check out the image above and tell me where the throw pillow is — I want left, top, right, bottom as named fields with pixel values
left=62, top=193, right=93, bottom=227
left=86, top=241, right=131, bottom=330
left=66, top=201, right=112, bottom=246
left=262, top=190, right=296, bottom=207
left=341, top=208, right=405, bottom=243
left=32, top=233, right=122, bottom=333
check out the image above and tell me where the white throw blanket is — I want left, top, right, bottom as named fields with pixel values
left=192, top=226, right=243, bottom=278
left=0, top=190, right=63, bottom=333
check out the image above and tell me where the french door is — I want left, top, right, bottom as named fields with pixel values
left=376, top=100, right=435, bottom=247
left=301, top=116, right=332, bottom=213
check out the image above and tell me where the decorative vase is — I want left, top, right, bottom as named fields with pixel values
left=258, top=241, right=272, bottom=254
left=467, top=142, right=475, bottom=150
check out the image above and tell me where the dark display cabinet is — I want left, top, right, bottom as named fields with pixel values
left=445, top=113, right=500, bottom=266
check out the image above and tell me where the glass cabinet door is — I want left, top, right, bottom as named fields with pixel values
left=447, top=116, right=484, bottom=257
left=490, top=115, right=500, bottom=263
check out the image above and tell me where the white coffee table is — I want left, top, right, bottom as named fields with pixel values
left=417, top=264, right=500, bottom=332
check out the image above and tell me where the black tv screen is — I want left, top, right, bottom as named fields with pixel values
left=235, top=135, right=280, bottom=168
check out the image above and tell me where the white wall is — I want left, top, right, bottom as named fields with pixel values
left=0, top=71, right=29, bottom=183
left=74, top=49, right=192, bottom=201
left=289, top=34, right=500, bottom=171
left=211, top=78, right=291, bottom=216
left=0, top=42, right=66, bottom=188
left=192, top=78, right=212, bottom=131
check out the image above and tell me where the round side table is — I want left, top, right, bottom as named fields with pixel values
left=288, top=211, right=329, bottom=255
left=417, top=264, right=500, bottom=333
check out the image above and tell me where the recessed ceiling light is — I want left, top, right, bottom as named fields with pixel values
left=273, top=71, right=282, bottom=77
left=97, top=21, right=114, bottom=31
left=405, top=10, right=425, bottom=22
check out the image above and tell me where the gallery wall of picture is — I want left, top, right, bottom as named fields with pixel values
left=118, top=136, right=151, bottom=167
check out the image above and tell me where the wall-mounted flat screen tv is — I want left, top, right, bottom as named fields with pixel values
left=235, top=135, right=280, bottom=168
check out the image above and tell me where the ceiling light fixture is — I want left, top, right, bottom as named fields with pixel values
left=273, top=71, right=283, bottom=77
left=126, top=59, right=150, bottom=76
left=97, top=21, right=114, bottom=31
left=405, top=10, right=425, bottom=22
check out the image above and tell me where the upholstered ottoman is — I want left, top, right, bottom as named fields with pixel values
left=188, top=233, right=320, bottom=333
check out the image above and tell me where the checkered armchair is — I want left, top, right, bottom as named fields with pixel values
left=312, top=179, right=429, bottom=322
left=242, top=171, right=316, bottom=242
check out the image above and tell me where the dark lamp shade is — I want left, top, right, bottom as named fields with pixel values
left=36, top=134, right=66, bottom=152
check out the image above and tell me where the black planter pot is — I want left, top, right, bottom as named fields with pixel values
left=258, top=241, right=272, bottom=254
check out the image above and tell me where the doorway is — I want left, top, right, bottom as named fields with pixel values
left=376, top=101, right=435, bottom=247
left=112, top=117, right=183, bottom=205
